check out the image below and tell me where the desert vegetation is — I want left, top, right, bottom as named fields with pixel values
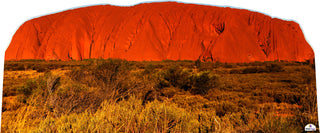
left=1, top=59, right=318, bottom=132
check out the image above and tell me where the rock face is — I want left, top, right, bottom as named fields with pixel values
left=5, top=2, right=314, bottom=63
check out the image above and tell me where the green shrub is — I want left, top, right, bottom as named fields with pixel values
left=156, top=72, right=171, bottom=88
left=190, top=71, right=219, bottom=95
left=162, top=65, right=192, bottom=90
left=156, top=66, right=220, bottom=95
left=94, top=59, right=131, bottom=79
left=16, top=80, right=37, bottom=96
left=15, top=76, right=47, bottom=104
left=52, top=83, right=98, bottom=115
left=69, top=59, right=132, bottom=88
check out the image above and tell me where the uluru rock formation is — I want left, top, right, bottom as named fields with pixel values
left=5, top=2, right=314, bottom=63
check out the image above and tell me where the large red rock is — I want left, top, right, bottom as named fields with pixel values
left=5, top=2, right=314, bottom=63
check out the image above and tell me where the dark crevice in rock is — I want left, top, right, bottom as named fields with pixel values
left=215, top=22, right=225, bottom=35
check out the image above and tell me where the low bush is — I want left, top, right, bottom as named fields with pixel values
left=16, top=79, right=45, bottom=103
left=215, top=101, right=239, bottom=117
left=242, top=66, right=267, bottom=74
left=143, top=63, right=156, bottom=74
left=266, top=63, right=284, bottom=72
left=223, top=63, right=237, bottom=68
left=157, top=66, right=220, bottom=95
left=161, top=65, right=191, bottom=90
left=69, top=59, right=132, bottom=88
left=33, top=65, right=48, bottom=72
left=190, top=71, right=219, bottom=95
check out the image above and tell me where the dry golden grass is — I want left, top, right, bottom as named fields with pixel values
left=1, top=60, right=318, bottom=132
